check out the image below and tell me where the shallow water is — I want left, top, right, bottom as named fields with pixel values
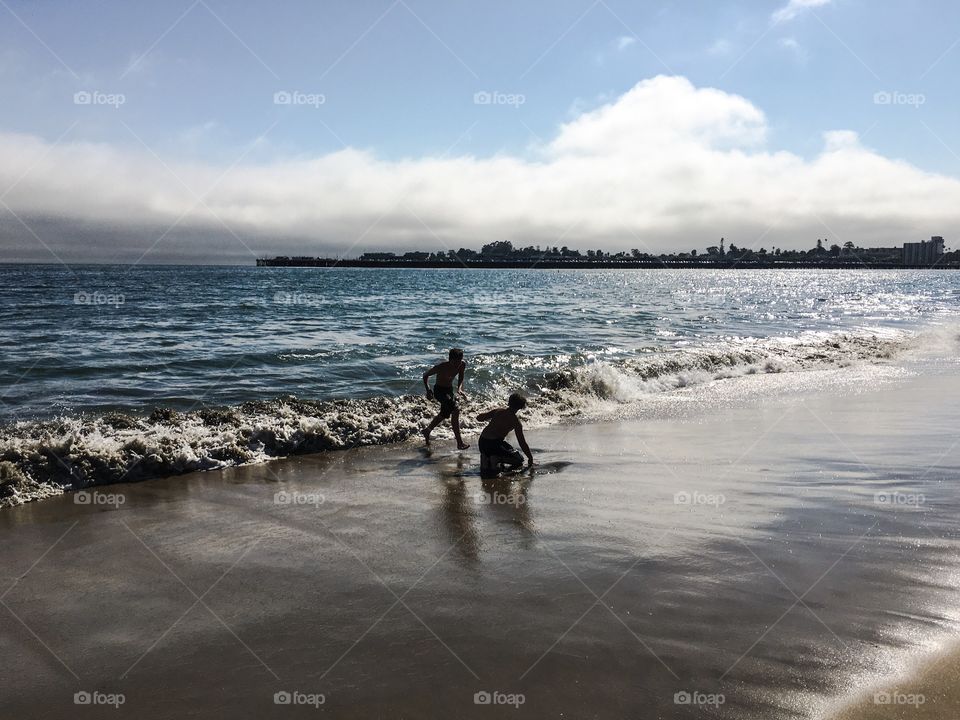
left=3, top=360, right=958, bottom=719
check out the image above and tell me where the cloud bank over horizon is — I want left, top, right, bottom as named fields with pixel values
left=2, top=74, right=958, bottom=264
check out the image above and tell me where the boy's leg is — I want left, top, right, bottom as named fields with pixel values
left=422, top=411, right=447, bottom=445
left=501, top=455, right=524, bottom=470
left=479, top=440, right=506, bottom=477
left=480, top=452, right=496, bottom=477
left=451, top=409, right=469, bottom=450
left=499, top=442, right=524, bottom=470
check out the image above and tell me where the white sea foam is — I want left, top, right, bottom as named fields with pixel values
left=0, top=328, right=927, bottom=507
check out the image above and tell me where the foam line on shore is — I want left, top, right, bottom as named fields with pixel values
left=0, top=328, right=921, bottom=507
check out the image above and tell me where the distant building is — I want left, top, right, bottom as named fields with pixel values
left=902, top=236, right=945, bottom=265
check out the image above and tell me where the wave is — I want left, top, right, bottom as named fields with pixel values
left=0, top=328, right=916, bottom=508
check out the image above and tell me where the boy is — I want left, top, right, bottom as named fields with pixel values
left=422, top=348, right=469, bottom=449
left=477, top=393, right=534, bottom=477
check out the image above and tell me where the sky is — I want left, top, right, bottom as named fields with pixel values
left=1, top=0, right=959, bottom=264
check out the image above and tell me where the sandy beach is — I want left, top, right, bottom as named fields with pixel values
left=3, top=358, right=959, bottom=719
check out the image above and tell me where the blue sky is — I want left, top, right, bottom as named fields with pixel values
left=1, top=0, right=959, bottom=262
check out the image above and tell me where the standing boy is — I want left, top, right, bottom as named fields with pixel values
left=422, top=348, right=469, bottom=449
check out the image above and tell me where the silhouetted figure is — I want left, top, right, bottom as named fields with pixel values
left=477, top=393, right=533, bottom=477
left=422, top=348, right=469, bottom=449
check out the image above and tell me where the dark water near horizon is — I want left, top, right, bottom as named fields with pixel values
left=2, top=264, right=959, bottom=422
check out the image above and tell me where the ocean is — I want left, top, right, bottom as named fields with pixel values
left=5, top=264, right=960, bottom=719
left=1, top=264, right=959, bottom=504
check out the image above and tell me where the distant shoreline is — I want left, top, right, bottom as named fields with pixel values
left=256, top=257, right=959, bottom=270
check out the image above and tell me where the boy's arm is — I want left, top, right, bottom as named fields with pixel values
left=457, top=361, right=467, bottom=397
left=477, top=409, right=495, bottom=422
left=423, top=364, right=439, bottom=396
left=514, top=421, right=534, bottom=465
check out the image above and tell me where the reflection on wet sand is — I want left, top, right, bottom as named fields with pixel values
left=3, top=367, right=960, bottom=719
left=429, top=452, right=541, bottom=561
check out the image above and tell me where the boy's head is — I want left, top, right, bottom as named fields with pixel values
left=508, top=393, right=527, bottom=411
left=449, top=348, right=464, bottom=362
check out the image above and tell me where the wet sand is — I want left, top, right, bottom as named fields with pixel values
left=2, top=362, right=960, bottom=719
left=829, top=642, right=960, bottom=719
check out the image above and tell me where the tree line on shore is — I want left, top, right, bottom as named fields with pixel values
left=354, top=238, right=947, bottom=265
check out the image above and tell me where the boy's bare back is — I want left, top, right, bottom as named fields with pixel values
left=478, top=408, right=520, bottom=440
left=477, top=393, right=533, bottom=468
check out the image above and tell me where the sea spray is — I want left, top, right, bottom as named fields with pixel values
left=0, top=329, right=914, bottom=507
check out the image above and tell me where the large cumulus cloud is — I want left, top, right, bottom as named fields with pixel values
left=1, top=75, right=957, bottom=263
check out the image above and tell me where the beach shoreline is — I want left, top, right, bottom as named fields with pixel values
left=0, top=326, right=927, bottom=509
left=3, top=358, right=959, bottom=718
left=826, top=642, right=960, bottom=719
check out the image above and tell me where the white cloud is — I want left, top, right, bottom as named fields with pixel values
left=1, top=74, right=958, bottom=262
left=615, top=35, right=637, bottom=51
left=772, top=0, right=832, bottom=24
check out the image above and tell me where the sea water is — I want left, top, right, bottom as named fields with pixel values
left=1, top=264, right=958, bottom=502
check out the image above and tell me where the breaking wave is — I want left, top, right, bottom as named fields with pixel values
left=0, top=328, right=916, bottom=507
